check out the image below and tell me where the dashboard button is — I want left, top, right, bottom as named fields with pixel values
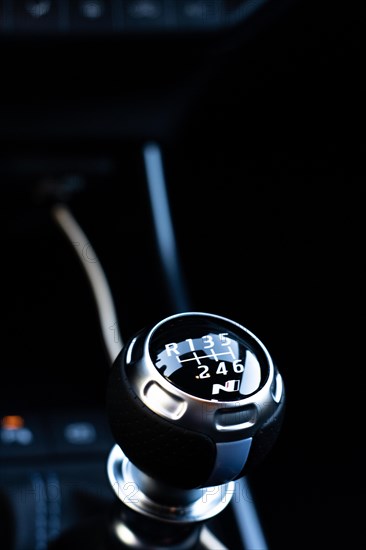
left=63, top=422, right=97, bottom=445
left=70, top=0, right=114, bottom=32
left=177, top=0, right=219, bottom=27
left=47, top=411, right=114, bottom=455
left=0, top=414, right=47, bottom=458
left=14, top=0, right=60, bottom=31
left=124, top=0, right=165, bottom=27
left=25, top=0, right=52, bottom=18
left=79, top=0, right=105, bottom=19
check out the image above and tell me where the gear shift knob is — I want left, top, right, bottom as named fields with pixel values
left=107, top=312, right=285, bottom=491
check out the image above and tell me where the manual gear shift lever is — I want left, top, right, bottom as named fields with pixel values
left=48, top=201, right=285, bottom=549
left=106, top=311, right=285, bottom=548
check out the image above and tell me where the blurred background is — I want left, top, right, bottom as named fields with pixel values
left=0, top=0, right=365, bottom=548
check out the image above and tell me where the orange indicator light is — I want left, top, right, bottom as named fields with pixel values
left=1, top=415, right=25, bottom=430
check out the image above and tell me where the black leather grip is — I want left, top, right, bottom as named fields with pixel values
left=107, top=347, right=217, bottom=490
left=241, top=388, right=286, bottom=476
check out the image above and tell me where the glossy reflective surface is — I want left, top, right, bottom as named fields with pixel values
left=149, top=314, right=270, bottom=401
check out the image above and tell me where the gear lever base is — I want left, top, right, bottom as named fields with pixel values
left=107, top=443, right=235, bottom=524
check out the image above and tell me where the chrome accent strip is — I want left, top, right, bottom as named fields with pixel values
left=199, top=525, right=228, bottom=550
left=205, top=438, right=252, bottom=487
left=272, top=372, right=283, bottom=404
left=143, top=142, right=190, bottom=312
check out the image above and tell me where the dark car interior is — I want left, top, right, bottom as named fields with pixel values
left=0, top=1, right=365, bottom=549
